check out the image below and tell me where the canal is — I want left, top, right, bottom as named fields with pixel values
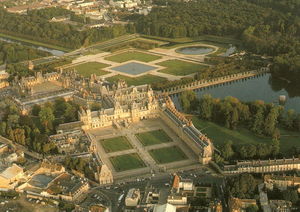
left=0, top=36, right=65, bottom=56
left=172, top=73, right=300, bottom=112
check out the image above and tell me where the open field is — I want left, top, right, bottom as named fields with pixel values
left=0, top=32, right=71, bottom=52
left=157, top=59, right=208, bottom=76
left=104, top=51, right=161, bottom=63
left=192, top=116, right=300, bottom=154
left=192, top=117, right=272, bottom=147
left=136, top=129, right=172, bottom=146
left=100, top=136, right=132, bottom=153
left=149, top=146, right=188, bottom=164
left=279, top=128, right=300, bottom=153
left=109, top=153, right=146, bottom=172
left=106, top=74, right=167, bottom=86
left=71, top=62, right=110, bottom=77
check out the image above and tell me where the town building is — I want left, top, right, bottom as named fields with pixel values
left=228, top=197, right=257, bottom=212
left=153, top=203, right=177, bottom=212
left=223, top=157, right=300, bottom=174
left=264, top=174, right=300, bottom=192
left=17, top=161, right=89, bottom=202
left=0, top=164, right=24, bottom=189
left=269, top=200, right=292, bottom=212
left=125, top=188, right=140, bottom=207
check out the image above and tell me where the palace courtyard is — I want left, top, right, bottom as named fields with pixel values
left=87, top=118, right=202, bottom=180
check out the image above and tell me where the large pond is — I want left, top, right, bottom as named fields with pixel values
left=111, top=62, right=157, bottom=75
left=176, top=46, right=214, bottom=55
left=171, top=73, right=300, bottom=112
left=0, top=36, right=65, bottom=56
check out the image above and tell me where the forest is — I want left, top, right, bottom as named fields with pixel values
left=0, top=7, right=129, bottom=49
left=0, top=98, right=79, bottom=154
left=135, top=0, right=300, bottom=82
left=0, top=41, right=50, bottom=64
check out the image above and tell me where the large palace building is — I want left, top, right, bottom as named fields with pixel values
left=79, top=81, right=214, bottom=164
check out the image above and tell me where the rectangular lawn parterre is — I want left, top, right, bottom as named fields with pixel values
left=105, top=51, right=161, bottom=63
left=149, top=146, right=187, bottom=164
left=157, top=59, right=208, bottom=76
left=106, top=74, right=167, bottom=86
left=72, top=62, right=110, bottom=77
left=109, top=153, right=146, bottom=172
left=136, top=129, right=172, bottom=146
left=100, top=136, right=132, bottom=153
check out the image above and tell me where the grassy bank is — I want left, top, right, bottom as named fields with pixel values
left=192, top=116, right=300, bottom=154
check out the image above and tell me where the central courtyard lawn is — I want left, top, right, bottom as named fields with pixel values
left=192, top=116, right=300, bottom=154
left=106, top=74, right=167, bottom=86
left=72, top=62, right=110, bottom=77
left=149, top=146, right=188, bottom=164
left=136, top=129, right=172, bottom=146
left=105, top=51, right=161, bottom=63
left=100, top=136, right=132, bottom=153
left=110, top=153, right=146, bottom=172
left=157, top=59, right=208, bottom=76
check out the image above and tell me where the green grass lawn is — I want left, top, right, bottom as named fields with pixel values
left=110, top=153, right=146, bottom=172
left=192, top=116, right=300, bottom=154
left=192, top=117, right=272, bottom=148
left=149, top=146, right=188, bottom=164
left=157, top=60, right=208, bottom=76
left=136, top=129, right=172, bottom=146
left=106, top=74, right=167, bottom=86
left=100, top=136, right=132, bottom=153
left=279, top=128, right=300, bottom=153
left=72, top=62, right=110, bottom=77
left=104, top=51, right=161, bottom=63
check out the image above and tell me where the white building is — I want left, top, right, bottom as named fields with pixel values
left=125, top=188, right=140, bottom=207
left=153, top=203, right=176, bottom=212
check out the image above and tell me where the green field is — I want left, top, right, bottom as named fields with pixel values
left=100, top=136, right=132, bottom=153
left=106, top=74, right=167, bottom=86
left=279, top=128, right=300, bottom=153
left=110, top=153, right=146, bottom=172
left=71, top=62, right=110, bottom=77
left=136, top=129, right=172, bottom=146
left=149, top=146, right=188, bottom=164
left=192, top=116, right=300, bottom=154
left=157, top=60, right=208, bottom=76
left=105, top=51, right=161, bottom=63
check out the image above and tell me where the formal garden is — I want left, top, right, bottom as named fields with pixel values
left=136, top=129, right=172, bottom=146
left=104, top=51, right=161, bottom=63
left=157, top=59, right=208, bottom=76
left=100, top=136, right=133, bottom=153
left=149, top=146, right=188, bottom=164
left=109, top=153, right=146, bottom=172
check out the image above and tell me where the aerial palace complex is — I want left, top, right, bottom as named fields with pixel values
left=4, top=67, right=214, bottom=186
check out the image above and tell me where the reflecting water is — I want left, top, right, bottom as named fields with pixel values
left=172, top=73, right=300, bottom=112
left=221, top=45, right=236, bottom=57
left=176, top=46, right=214, bottom=55
left=0, top=37, right=65, bottom=56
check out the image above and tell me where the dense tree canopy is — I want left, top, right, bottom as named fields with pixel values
left=0, top=98, right=79, bottom=154
left=136, top=0, right=300, bottom=84
left=0, top=8, right=128, bottom=49
left=0, top=41, right=50, bottom=64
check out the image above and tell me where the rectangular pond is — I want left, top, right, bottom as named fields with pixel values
left=111, top=62, right=157, bottom=75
